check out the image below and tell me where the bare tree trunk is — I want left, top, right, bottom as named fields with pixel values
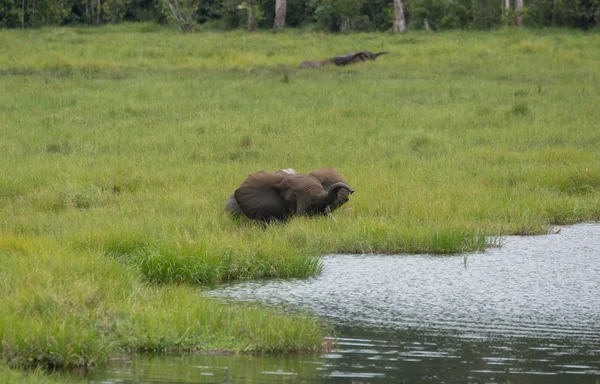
left=21, top=0, right=25, bottom=28
left=504, top=0, right=510, bottom=21
left=515, top=0, right=523, bottom=26
left=393, top=0, right=406, bottom=33
left=341, top=16, right=350, bottom=33
left=96, top=0, right=100, bottom=25
left=247, top=0, right=257, bottom=32
left=163, top=0, right=195, bottom=31
left=273, top=0, right=286, bottom=29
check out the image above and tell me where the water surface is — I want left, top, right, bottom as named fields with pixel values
left=87, top=223, right=600, bottom=383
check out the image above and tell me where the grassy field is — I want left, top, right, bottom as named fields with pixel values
left=1, top=24, right=599, bottom=376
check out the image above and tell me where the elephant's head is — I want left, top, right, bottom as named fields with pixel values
left=309, top=167, right=352, bottom=213
left=231, top=169, right=354, bottom=222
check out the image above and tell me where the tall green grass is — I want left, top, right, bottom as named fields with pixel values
left=1, top=24, right=599, bottom=373
left=0, top=363, right=77, bottom=383
left=0, top=236, right=327, bottom=371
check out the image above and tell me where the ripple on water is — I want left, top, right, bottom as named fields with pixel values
left=209, top=223, right=600, bottom=344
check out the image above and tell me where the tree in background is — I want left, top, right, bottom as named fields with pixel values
left=0, top=0, right=21, bottom=27
left=246, top=0, right=257, bottom=30
left=308, top=0, right=377, bottom=32
left=515, top=0, right=522, bottom=25
left=359, top=0, right=393, bottom=30
left=393, top=0, right=406, bottom=31
left=471, top=0, right=502, bottom=28
left=406, top=0, right=445, bottom=29
left=273, top=0, right=285, bottom=28
left=0, top=0, right=597, bottom=30
left=336, top=0, right=362, bottom=32
left=161, top=0, right=197, bottom=30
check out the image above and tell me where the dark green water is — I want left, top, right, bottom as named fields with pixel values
left=86, top=224, right=600, bottom=383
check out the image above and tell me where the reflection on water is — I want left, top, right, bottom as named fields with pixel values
left=87, top=224, right=600, bottom=383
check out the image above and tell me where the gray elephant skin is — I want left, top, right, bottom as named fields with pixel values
left=299, top=50, right=389, bottom=69
left=225, top=167, right=354, bottom=222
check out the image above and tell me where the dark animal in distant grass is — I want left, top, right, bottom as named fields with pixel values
left=299, top=50, right=389, bottom=69
left=225, top=167, right=354, bottom=223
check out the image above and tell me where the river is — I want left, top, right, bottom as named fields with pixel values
left=86, top=223, right=600, bottom=383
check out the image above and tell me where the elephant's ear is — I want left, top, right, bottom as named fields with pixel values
left=234, top=171, right=288, bottom=222
left=310, top=167, right=350, bottom=212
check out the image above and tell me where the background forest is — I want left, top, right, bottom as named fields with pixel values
left=1, top=0, right=598, bottom=31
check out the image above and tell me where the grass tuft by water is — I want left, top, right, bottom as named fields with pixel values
left=0, top=239, right=328, bottom=372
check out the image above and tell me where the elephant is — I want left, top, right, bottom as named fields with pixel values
left=299, top=50, right=389, bottom=69
left=225, top=167, right=354, bottom=222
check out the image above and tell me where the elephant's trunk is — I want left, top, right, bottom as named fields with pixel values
left=317, top=182, right=354, bottom=208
